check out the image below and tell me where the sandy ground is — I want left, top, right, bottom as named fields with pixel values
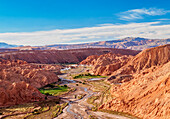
left=55, top=67, right=130, bottom=119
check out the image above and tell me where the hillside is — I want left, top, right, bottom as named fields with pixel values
left=99, top=45, right=170, bottom=119
left=0, top=59, right=61, bottom=107
left=0, top=48, right=140, bottom=64
left=44, top=37, right=170, bottom=50
left=9, top=37, right=170, bottom=51
left=111, top=44, right=170, bottom=75
left=80, top=53, right=132, bottom=76
left=0, top=42, right=20, bottom=48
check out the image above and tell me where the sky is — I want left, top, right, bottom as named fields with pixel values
left=0, top=0, right=170, bottom=46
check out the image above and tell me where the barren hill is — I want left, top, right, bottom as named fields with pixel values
left=9, top=37, right=170, bottom=51
left=80, top=53, right=132, bottom=76
left=0, top=80, right=45, bottom=107
left=0, top=59, right=60, bottom=107
left=44, top=37, right=170, bottom=50
left=112, top=44, right=170, bottom=75
left=0, top=48, right=140, bottom=64
left=99, top=45, right=170, bottom=119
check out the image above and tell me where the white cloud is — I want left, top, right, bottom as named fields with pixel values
left=157, top=18, right=170, bottom=21
left=0, top=21, right=170, bottom=46
left=118, top=8, right=170, bottom=20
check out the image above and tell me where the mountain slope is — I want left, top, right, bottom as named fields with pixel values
left=80, top=53, right=132, bottom=76
left=112, top=44, right=170, bottom=75
left=0, top=42, right=19, bottom=48
left=99, top=45, right=170, bottom=119
left=44, top=37, right=170, bottom=50
left=0, top=59, right=61, bottom=107
left=0, top=48, right=140, bottom=64
left=100, top=61, right=170, bottom=119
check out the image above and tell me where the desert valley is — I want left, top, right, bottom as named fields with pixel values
left=0, top=41, right=169, bottom=119
left=0, top=1, right=170, bottom=119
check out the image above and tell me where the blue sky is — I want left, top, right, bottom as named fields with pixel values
left=0, top=0, right=170, bottom=45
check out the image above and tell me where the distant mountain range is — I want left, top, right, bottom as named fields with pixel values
left=0, top=42, right=19, bottom=48
left=44, top=37, right=170, bottom=50
left=1, top=37, right=170, bottom=51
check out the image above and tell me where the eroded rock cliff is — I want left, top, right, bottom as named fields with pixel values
left=80, top=53, right=132, bottom=76
left=99, top=45, right=170, bottom=119
left=0, top=59, right=60, bottom=107
left=0, top=48, right=140, bottom=64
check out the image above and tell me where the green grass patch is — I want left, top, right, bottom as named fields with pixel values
left=89, top=115, right=98, bottom=119
left=87, top=96, right=99, bottom=104
left=39, top=85, right=69, bottom=96
left=73, top=73, right=107, bottom=79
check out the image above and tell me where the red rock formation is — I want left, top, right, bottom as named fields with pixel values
left=80, top=53, right=132, bottom=76
left=100, top=62, right=170, bottom=119
left=99, top=45, right=170, bottom=119
left=0, top=80, right=45, bottom=107
left=0, top=59, right=61, bottom=107
left=36, top=37, right=170, bottom=50
left=112, top=44, right=170, bottom=75
left=0, top=48, right=140, bottom=64
left=0, top=60, right=60, bottom=88
left=80, top=55, right=99, bottom=65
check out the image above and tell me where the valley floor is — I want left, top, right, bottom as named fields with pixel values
left=55, top=65, right=136, bottom=119
left=0, top=65, right=137, bottom=119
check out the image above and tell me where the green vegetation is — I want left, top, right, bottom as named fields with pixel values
left=39, top=84, right=69, bottom=96
left=91, top=106, right=98, bottom=111
left=73, top=73, right=107, bottom=79
left=77, top=94, right=86, bottom=99
left=87, top=96, right=99, bottom=104
left=86, top=80, right=112, bottom=113
left=89, top=80, right=110, bottom=92
left=89, top=115, right=98, bottom=119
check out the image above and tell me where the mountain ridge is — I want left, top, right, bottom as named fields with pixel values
left=0, top=42, right=20, bottom=48
left=2, top=37, right=169, bottom=50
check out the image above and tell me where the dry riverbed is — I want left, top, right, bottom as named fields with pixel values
left=55, top=65, right=136, bottom=119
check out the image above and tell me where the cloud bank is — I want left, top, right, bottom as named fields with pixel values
left=0, top=21, right=170, bottom=46
left=118, top=8, right=170, bottom=20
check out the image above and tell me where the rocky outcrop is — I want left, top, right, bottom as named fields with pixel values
left=111, top=44, right=170, bottom=75
left=43, top=37, right=170, bottom=50
left=0, top=59, right=61, bottom=107
left=99, top=45, right=170, bottom=119
left=80, top=53, right=132, bottom=76
left=0, top=60, right=60, bottom=88
left=100, top=61, right=170, bottom=119
left=0, top=48, right=140, bottom=64
left=0, top=80, right=45, bottom=107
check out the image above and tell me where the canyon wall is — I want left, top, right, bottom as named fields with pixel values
left=80, top=53, right=132, bottom=76
left=0, top=48, right=140, bottom=64
left=0, top=59, right=61, bottom=107
left=99, top=44, right=170, bottom=119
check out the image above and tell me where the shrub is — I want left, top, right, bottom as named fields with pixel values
left=58, top=79, right=61, bottom=81
left=45, top=84, right=55, bottom=88
left=64, top=85, right=67, bottom=87
left=91, top=106, right=97, bottom=111
left=32, top=109, right=40, bottom=115
left=45, top=93, right=52, bottom=96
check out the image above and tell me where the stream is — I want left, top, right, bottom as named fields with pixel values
left=55, top=75, right=130, bottom=119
